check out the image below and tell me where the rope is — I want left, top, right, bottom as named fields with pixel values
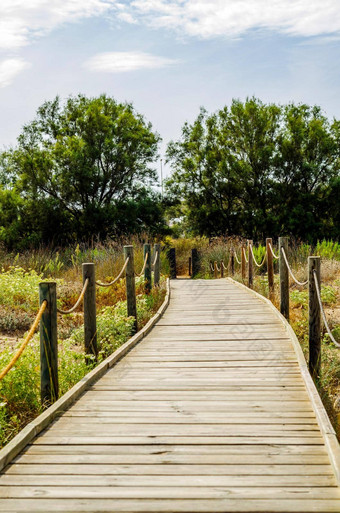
left=243, top=247, right=248, bottom=263
left=57, top=278, right=89, bottom=315
left=222, top=262, right=228, bottom=270
left=269, top=243, right=279, bottom=260
left=215, top=262, right=221, bottom=272
left=0, top=301, right=47, bottom=381
left=281, top=247, right=308, bottom=287
left=313, top=271, right=340, bottom=348
left=152, top=251, right=159, bottom=268
left=234, top=252, right=241, bottom=265
left=251, top=247, right=267, bottom=268
left=209, top=263, right=214, bottom=272
left=96, top=257, right=130, bottom=287
left=135, top=253, right=149, bottom=277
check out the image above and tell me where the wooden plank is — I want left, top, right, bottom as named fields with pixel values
left=31, top=436, right=326, bottom=445
left=14, top=453, right=331, bottom=465
left=25, top=444, right=328, bottom=455
left=72, top=400, right=316, bottom=411
left=46, top=423, right=321, bottom=435
left=1, top=486, right=340, bottom=500
left=60, top=413, right=318, bottom=423
left=80, top=391, right=310, bottom=398
left=0, top=474, right=335, bottom=487
left=4, top=463, right=334, bottom=475
left=0, top=498, right=340, bottom=512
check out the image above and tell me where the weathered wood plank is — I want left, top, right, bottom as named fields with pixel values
left=14, top=453, right=330, bottom=465
left=1, top=486, right=340, bottom=499
left=0, top=498, right=340, bottom=512
left=0, top=474, right=335, bottom=487
left=25, top=444, right=327, bottom=455
left=4, top=463, right=334, bottom=475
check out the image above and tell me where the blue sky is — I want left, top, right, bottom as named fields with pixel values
left=1, top=1, right=340, bottom=179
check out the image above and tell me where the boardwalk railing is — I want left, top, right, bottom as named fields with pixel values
left=0, top=243, right=162, bottom=407
left=193, top=237, right=338, bottom=382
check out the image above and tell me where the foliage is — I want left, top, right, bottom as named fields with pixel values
left=0, top=94, right=167, bottom=248
left=165, top=98, right=340, bottom=242
left=316, top=241, right=340, bottom=261
left=0, top=266, right=56, bottom=311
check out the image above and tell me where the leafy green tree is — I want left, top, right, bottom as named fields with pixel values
left=0, top=94, right=165, bottom=245
left=165, top=98, right=340, bottom=242
left=273, top=104, right=340, bottom=239
left=166, top=98, right=281, bottom=238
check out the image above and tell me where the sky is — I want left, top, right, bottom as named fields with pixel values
left=1, top=0, right=340, bottom=179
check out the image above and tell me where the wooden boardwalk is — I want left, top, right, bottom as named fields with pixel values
left=1, top=278, right=340, bottom=512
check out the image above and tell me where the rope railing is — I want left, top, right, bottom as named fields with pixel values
left=135, top=252, right=149, bottom=277
left=281, top=247, right=308, bottom=287
left=0, top=243, right=162, bottom=407
left=313, top=271, right=340, bottom=349
left=234, top=252, right=241, bottom=265
left=0, top=300, right=47, bottom=382
left=251, top=247, right=267, bottom=268
left=193, top=236, right=338, bottom=381
left=152, top=251, right=159, bottom=269
left=268, top=242, right=279, bottom=260
left=57, top=278, right=89, bottom=314
left=96, top=257, right=130, bottom=288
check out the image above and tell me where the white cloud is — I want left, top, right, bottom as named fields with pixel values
left=1, top=0, right=340, bottom=53
left=124, top=0, right=340, bottom=39
left=0, top=58, right=30, bottom=87
left=85, top=51, right=180, bottom=72
left=0, top=0, right=118, bottom=50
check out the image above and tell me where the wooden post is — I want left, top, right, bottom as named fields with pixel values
left=143, top=243, right=152, bottom=293
left=266, top=237, right=274, bottom=300
left=230, top=248, right=235, bottom=276
left=39, top=282, right=58, bottom=407
left=214, top=261, right=218, bottom=279
left=309, top=256, right=321, bottom=380
left=220, top=260, right=224, bottom=278
left=279, top=236, right=289, bottom=320
left=241, top=244, right=246, bottom=282
left=82, top=263, right=97, bottom=358
left=248, top=240, right=253, bottom=289
left=168, top=248, right=176, bottom=279
left=188, top=257, right=192, bottom=277
left=153, top=243, right=160, bottom=286
left=124, top=245, right=138, bottom=333
left=191, top=248, right=199, bottom=277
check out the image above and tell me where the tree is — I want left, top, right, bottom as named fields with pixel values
left=165, top=98, right=340, bottom=242
left=273, top=104, right=340, bottom=240
left=0, top=94, right=165, bottom=245
left=166, top=98, right=281, bottom=238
